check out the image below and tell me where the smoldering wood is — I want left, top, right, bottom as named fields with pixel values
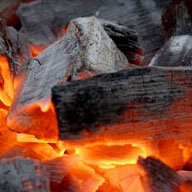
left=7, top=16, right=129, bottom=137
left=162, top=0, right=192, bottom=38
left=51, top=66, right=192, bottom=143
left=138, top=157, right=182, bottom=192
left=149, top=35, right=192, bottom=67
left=43, top=155, right=80, bottom=184
left=0, top=157, right=50, bottom=192
left=17, top=0, right=169, bottom=64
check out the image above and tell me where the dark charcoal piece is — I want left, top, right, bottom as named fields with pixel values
left=0, top=157, right=50, bottom=192
left=149, top=35, right=192, bottom=67
left=138, top=157, right=182, bottom=192
left=162, top=0, right=192, bottom=38
left=101, top=19, right=142, bottom=65
left=17, top=0, right=169, bottom=64
left=52, top=66, right=192, bottom=144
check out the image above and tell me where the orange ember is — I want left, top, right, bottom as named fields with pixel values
left=30, top=44, right=46, bottom=58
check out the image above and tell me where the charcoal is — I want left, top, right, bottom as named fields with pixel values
left=162, top=0, right=192, bottom=38
left=0, top=157, right=50, bottom=192
left=138, top=157, right=182, bottom=192
left=149, top=35, right=192, bottom=67
left=51, top=66, right=192, bottom=148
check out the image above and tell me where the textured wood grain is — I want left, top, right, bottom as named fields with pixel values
left=7, top=16, right=128, bottom=138
left=0, top=157, right=50, bottom=192
left=17, top=0, right=169, bottom=64
left=51, top=66, right=192, bottom=144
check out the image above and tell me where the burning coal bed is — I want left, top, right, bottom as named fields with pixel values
left=0, top=0, right=192, bottom=192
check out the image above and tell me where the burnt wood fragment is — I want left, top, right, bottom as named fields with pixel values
left=0, top=157, right=50, bottom=192
left=17, top=0, right=169, bottom=64
left=100, top=19, right=142, bottom=65
left=51, top=66, right=192, bottom=144
left=162, top=0, right=192, bottom=38
left=149, top=35, right=192, bottom=67
left=138, top=157, right=182, bottom=192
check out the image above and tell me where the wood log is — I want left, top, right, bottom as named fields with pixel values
left=17, top=0, right=169, bottom=64
left=149, top=35, right=192, bottom=67
left=162, top=0, right=192, bottom=38
left=138, top=157, right=182, bottom=192
left=0, top=157, right=50, bottom=192
left=7, top=16, right=128, bottom=139
left=51, top=66, right=192, bottom=142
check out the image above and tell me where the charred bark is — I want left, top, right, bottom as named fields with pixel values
left=51, top=66, right=192, bottom=144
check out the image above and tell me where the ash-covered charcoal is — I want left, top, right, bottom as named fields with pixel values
left=100, top=19, right=143, bottom=65
left=162, top=0, right=192, bottom=38
left=7, top=16, right=128, bottom=140
left=149, top=35, right=192, bottom=67
left=7, top=27, right=31, bottom=67
left=52, top=66, right=192, bottom=143
left=0, top=157, right=50, bottom=192
left=138, top=157, right=182, bottom=192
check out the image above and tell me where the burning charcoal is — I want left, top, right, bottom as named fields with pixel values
left=100, top=164, right=144, bottom=192
left=0, top=143, right=60, bottom=161
left=100, top=19, right=142, bottom=65
left=162, top=0, right=192, bottom=38
left=0, top=157, right=50, bottom=192
left=69, top=162, right=104, bottom=192
left=138, top=156, right=182, bottom=192
left=17, top=0, right=168, bottom=64
left=52, top=66, right=192, bottom=142
left=149, top=35, right=192, bottom=67
left=7, top=16, right=128, bottom=140
left=43, top=155, right=80, bottom=184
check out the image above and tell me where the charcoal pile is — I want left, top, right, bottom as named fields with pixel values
left=0, top=0, right=191, bottom=192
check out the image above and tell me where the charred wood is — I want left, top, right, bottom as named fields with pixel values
left=0, top=157, right=50, bottom=192
left=138, top=157, right=182, bottom=192
left=51, top=66, right=192, bottom=145
left=162, top=0, right=192, bottom=38
left=149, top=35, right=192, bottom=67
left=99, top=19, right=142, bottom=65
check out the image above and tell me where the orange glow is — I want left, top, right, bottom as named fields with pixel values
left=76, top=144, right=147, bottom=168
left=30, top=44, right=46, bottom=58
left=0, top=55, right=14, bottom=106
